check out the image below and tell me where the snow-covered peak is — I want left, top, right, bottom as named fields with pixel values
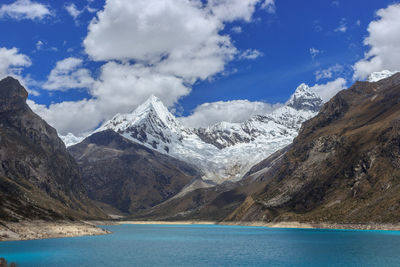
left=96, top=94, right=183, bottom=153
left=286, top=83, right=323, bottom=112
left=135, top=95, right=177, bottom=127
left=59, top=133, right=84, bottom=147
left=62, top=83, right=324, bottom=185
left=368, top=70, right=399, bottom=82
left=97, top=94, right=180, bottom=134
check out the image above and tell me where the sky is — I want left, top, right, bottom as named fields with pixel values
left=0, top=0, right=399, bottom=136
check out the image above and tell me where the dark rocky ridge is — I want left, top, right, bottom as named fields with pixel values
left=0, top=77, right=107, bottom=221
left=226, top=73, right=400, bottom=224
left=68, top=130, right=202, bottom=214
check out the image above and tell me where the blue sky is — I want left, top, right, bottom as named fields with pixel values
left=0, top=0, right=399, bottom=135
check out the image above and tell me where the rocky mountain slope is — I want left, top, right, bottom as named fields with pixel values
left=68, top=130, right=203, bottom=214
left=128, top=146, right=290, bottom=221
left=90, top=83, right=323, bottom=184
left=226, top=72, right=400, bottom=224
left=0, top=77, right=107, bottom=221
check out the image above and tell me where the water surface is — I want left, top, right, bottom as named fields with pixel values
left=1, top=224, right=400, bottom=266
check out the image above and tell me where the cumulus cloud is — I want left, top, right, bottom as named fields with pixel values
left=353, top=3, right=400, bottom=80
left=30, top=0, right=271, bottom=135
left=32, top=0, right=275, bottom=135
left=28, top=99, right=102, bottom=135
left=0, top=0, right=51, bottom=20
left=0, top=47, right=31, bottom=79
left=85, top=1, right=222, bottom=63
left=33, top=61, right=191, bottom=135
left=311, top=78, right=347, bottom=102
left=91, top=62, right=191, bottom=118
left=43, top=57, right=95, bottom=91
left=208, top=0, right=274, bottom=22
left=180, top=100, right=281, bottom=128
left=315, top=64, right=344, bottom=81
left=0, top=47, right=40, bottom=96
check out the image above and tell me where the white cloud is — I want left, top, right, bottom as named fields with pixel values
left=180, top=100, right=281, bottom=128
left=207, top=0, right=275, bottom=22
left=34, top=0, right=272, bottom=135
left=65, top=3, right=82, bottom=19
left=310, top=47, right=321, bottom=59
left=91, top=62, right=191, bottom=118
left=353, top=3, right=400, bottom=80
left=231, top=26, right=242, bottom=33
left=43, top=57, right=95, bottom=91
left=0, top=47, right=31, bottom=79
left=315, top=64, right=344, bottom=81
left=28, top=99, right=102, bottom=135
left=331, top=1, right=340, bottom=7
left=334, top=18, right=347, bottom=33
left=33, top=61, right=191, bottom=135
left=85, top=1, right=223, bottom=63
left=239, top=49, right=264, bottom=60
left=261, top=0, right=276, bottom=13
left=0, top=0, right=51, bottom=20
left=0, top=47, right=40, bottom=96
left=311, top=78, right=347, bottom=102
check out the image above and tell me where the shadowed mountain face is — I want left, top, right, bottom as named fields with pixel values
left=227, top=73, right=400, bottom=224
left=68, top=130, right=202, bottom=214
left=0, top=77, right=107, bottom=221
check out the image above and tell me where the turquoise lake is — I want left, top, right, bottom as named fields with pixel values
left=1, top=224, right=400, bottom=266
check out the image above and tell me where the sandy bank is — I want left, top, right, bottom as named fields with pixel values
left=0, top=220, right=111, bottom=241
left=117, top=220, right=216, bottom=225
left=114, top=220, right=400, bottom=231
left=222, top=221, right=400, bottom=231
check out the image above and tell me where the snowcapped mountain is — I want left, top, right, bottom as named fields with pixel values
left=91, top=83, right=323, bottom=184
left=60, top=133, right=85, bottom=147
left=368, top=70, right=399, bottom=82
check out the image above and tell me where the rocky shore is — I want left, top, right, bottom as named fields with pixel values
left=222, top=221, right=400, bottom=231
left=0, top=221, right=111, bottom=241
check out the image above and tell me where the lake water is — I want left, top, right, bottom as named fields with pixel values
left=1, top=224, right=400, bottom=266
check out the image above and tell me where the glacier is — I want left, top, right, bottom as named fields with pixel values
left=90, top=83, right=323, bottom=184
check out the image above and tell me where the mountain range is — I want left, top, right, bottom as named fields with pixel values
left=1, top=69, right=399, bottom=225
left=65, top=83, right=323, bottom=189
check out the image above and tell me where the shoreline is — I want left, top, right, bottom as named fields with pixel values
left=2, top=219, right=400, bottom=242
left=114, top=220, right=400, bottom=231
left=0, top=220, right=111, bottom=241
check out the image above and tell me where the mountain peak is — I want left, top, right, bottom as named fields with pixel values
left=0, top=76, right=28, bottom=113
left=96, top=94, right=181, bottom=148
left=368, top=70, right=399, bottom=82
left=286, top=83, right=323, bottom=112
left=133, top=94, right=177, bottom=127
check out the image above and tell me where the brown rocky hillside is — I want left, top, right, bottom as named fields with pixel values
left=226, top=73, right=400, bottom=224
